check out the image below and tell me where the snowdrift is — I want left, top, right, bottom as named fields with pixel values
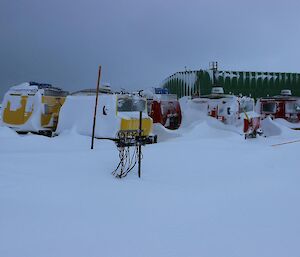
left=261, top=117, right=300, bottom=138
left=152, top=123, right=181, bottom=142
left=273, top=118, right=300, bottom=130
left=56, top=95, right=120, bottom=138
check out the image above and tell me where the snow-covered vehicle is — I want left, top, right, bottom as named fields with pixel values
left=256, top=89, right=300, bottom=129
left=192, top=87, right=262, bottom=138
left=142, top=88, right=182, bottom=130
left=1, top=82, right=68, bottom=136
left=56, top=93, right=156, bottom=141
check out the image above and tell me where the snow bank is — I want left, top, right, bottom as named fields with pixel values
left=153, top=123, right=181, bottom=142
left=260, top=117, right=282, bottom=137
left=56, top=95, right=120, bottom=138
left=273, top=118, right=300, bottom=129
left=260, top=116, right=300, bottom=139
left=179, top=96, right=207, bottom=128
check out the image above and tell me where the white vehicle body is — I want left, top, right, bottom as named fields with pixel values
left=56, top=94, right=153, bottom=138
left=191, top=89, right=261, bottom=136
left=1, top=82, right=67, bottom=134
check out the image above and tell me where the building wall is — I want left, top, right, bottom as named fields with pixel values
left=162, top=70, right=300, bottom=99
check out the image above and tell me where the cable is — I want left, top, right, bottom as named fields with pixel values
left=112, top=131, right=145, bottom=178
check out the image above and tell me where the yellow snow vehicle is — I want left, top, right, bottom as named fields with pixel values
left=1, top=82, right=68, bottom=136
left=55, top=93, right=155, bottom=140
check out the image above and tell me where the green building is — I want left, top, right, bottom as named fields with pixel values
left=162, top=69, right=300, bottom=99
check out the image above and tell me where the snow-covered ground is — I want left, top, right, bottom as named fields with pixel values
left=1, top=109, right=300, bottom=257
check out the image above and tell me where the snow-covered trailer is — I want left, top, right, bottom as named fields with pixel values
left=192, top=87, right=262, bottom=138
left=1, top=82, right=68, bottom=136
left=56, top=93, right=155, bottom=139
left=256, top=90, right=300, bottom=129
left=142, top=88, right=182, bottom=130
left=0, top=104, right=2, bottom=123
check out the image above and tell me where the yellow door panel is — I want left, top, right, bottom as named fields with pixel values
left=3, top=96, right=33, bottom=125
left=120, top=118, right=153, bottom=136
left=41, top=96, right=66, bottom=129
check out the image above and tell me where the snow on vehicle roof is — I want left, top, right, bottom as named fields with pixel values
left=9, top=82, right=38, bottom=92
left=198, top=94, right=235, bottom=99
left=7, top=82, right=68, bottom=96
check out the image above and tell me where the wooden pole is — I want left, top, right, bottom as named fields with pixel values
left=91, top=65, right=102, bottom=149
left=138, top=111, right=142, bottom=178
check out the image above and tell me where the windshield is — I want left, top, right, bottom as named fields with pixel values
left=117, top=97, right=146, bottom=112
left=262, top=102, right=276, bottom=113
left=239, top=100, right=254, bottom=113
left=161, top=101, right=176, bottom=115
left=286, top=102, right=300, bottom=113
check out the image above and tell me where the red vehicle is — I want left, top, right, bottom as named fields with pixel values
left=256, top=90, right=300, bottom=124
left=243, top=113, right=261, bottom=138
left=143, top=88, right=182, bottom=130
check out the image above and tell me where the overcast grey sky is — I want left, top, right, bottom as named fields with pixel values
left=1, top=0, right=300, bottom=98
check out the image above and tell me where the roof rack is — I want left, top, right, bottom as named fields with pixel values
left=29, top=81, right=53, bottom=89
left=29, top=81, right=68, bottom=96
left=71, top=87, right=112, bottom=96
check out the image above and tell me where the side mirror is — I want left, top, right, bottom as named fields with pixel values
left=227, top=107, right=231, bottom=115
left=102, top=105, right=108, bottom=115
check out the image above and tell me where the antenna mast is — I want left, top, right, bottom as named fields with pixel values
left=209, top=61, right=218, bottom=86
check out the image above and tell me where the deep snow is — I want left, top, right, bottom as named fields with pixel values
left=1, top=109, right=300, bottom=257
